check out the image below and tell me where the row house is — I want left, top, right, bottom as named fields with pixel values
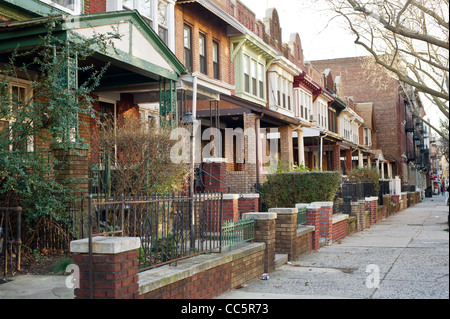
left=312, top=56, right=431, bottom=188
left=0, top=0, right=186, bottom=194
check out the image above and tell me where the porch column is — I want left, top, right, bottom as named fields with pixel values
left=387, top=163, right=393, bottom=179
left=334, top=144, right=341, bottom=171
left=296, top=128, right=305, bottom=166
left=243, top=113, right=261, bottom=186
left=280, top=125, right=293, bottom=170
left=358, top=149, right=364, bottom=168
left=345, top=149, right=353, bottom=173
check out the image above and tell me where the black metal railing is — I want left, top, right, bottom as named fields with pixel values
left=84, top=192, right=224, bottom=272
left=0, top=207, right=22, bottom=277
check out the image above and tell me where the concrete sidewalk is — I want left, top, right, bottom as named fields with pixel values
left=217, top=195, right=449, bottom=299
left=0, top=195, right=448, bottom=299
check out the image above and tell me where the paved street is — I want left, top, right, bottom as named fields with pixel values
left=217, top=195, right=449, bottom=299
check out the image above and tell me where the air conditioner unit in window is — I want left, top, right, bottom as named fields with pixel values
left=309, top=115, right=315, bottom=122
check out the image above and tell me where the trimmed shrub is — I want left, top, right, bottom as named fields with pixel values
left=260, top=171, right=341, bottom=210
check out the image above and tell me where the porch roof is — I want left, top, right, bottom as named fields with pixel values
left=0, top=11, right=186, bottom=83
left=200, top=94, right=303, bottom=128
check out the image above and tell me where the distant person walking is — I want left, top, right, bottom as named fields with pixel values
left=441, top=185, right=445, bottom=196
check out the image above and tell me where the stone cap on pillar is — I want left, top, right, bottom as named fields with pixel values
left=203, top=157, right=227, bottom=163
left=311, top=201, right=333, bottom=207
left=268, top=208, right=298, bottom=214
left=70, top=237, right=141, bottom=255
left=242, top=212, right=277, bottom=220
left=365, top=197, right=379, bottom=201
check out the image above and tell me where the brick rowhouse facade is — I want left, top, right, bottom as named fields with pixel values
left=312, top=57, right=408, bottom=180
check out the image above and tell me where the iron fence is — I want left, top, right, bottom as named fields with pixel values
left=297, top=207, right=307, bottom=226
left=0, top=207, right=22, bottom=277
left=84, top=191, right=224, bottom=272
left=222, top=217, right=255, bottom=248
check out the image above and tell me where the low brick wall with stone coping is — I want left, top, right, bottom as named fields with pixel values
left=138, top=242, right=265, bottom=299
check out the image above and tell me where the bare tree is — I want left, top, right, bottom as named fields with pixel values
left=316, top=0, right=449, bottom=140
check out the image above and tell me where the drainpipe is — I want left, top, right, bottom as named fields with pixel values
left=320, top=134, right=324, bottom=171
left=255, top=113, right=264, bottom=190
left=192, top=74, right=198, bottom=165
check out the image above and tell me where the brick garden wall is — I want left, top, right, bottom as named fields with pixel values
left=71, top=191, right=422, bottom=299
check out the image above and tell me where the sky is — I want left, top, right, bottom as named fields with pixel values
left=239, top=0, right=367, bottom=61
left=239, top=0, right=443, bottom=130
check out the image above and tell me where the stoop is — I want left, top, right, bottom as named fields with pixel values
left=274, top=254, right=288, bottom=268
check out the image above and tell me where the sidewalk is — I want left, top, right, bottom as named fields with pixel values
left=0, top=195, right=448, bottom=299
left=217, top=195, right=449, bottom=299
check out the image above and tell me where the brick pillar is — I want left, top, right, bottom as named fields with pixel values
left=242, top=212, right=276, bottom=273
left=71, top=237, right=141, bottom=299
left=222, top=194, right=240, bottom=222
left=306, top=204, right=320, bottom=250
left=345, top=149, right=353, bottom=173
left=269, top=208, right=297, bottom=261
left=365, top=197, right=378, bottom=225
left=313, top=202, right=333, bottom=245
left=392, top=195, right=400, bottom=213
left=53, top=148, right=89, bottom=194
left=279, top=125, right=294, bottom=169
left=202, top=159, right=228, bottom=193
left=238, top=195, right=260, bottom=217
left=333, top=143, right=341, bottom=172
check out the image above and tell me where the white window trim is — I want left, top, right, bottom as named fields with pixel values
left=1, top=77, right=34, bottom=152
left=39, top=0, right=82, bottom=15
left=294, top=87, right=312, bottom=122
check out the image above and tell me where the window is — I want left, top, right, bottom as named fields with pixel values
left=199, top=33, right=207, bottom=74
left=123, top=0, right=154, bottom=22
left=258, top=63, right=264, bottom=99
left=0, top=80, right=34, bottom=152
left=241, top=55, right=265, bottom=99
left=212, top=40, right=220, bottom=80
left=158, top=1, right=168, bottom=44
left=243, top=55, right=250, bottom=93
left=364, top=128, right=372, bottom=147
left=184, top=24, right=192, bottom=72
left=251, top=60, right=257, bottom=96
left=328, top=109, right=337, bottom=133
left=39, top=0, right=82, bottom=14
left=295, top=88, right=312, bottom=121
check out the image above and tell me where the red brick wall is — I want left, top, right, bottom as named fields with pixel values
left=73, top=250, right=139, bottom=299
left=312, top=57, right=407, bottom=178
left=238, top=197, right=259, bottom=217
left=140, top=264, right=231, bottom=299
left=332, top=219, right=348, bottom=242
left=175, top=3, right=232, bottom=84
left=84, top=0, right=106, bottom=13
left=139, top=247, right=264, bottom=299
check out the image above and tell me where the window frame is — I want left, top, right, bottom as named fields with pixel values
left=199, top=32, right=207, bottom=75
left=212, top=40, right=220, bottom=80
left=0, top=77, right=34, bottom=152
left=39, top=0, right=82, bottom=15
left=184, top=23, right=193, bottom=73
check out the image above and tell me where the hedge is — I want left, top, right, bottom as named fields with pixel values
left=260, top=171, right=341, bottom=210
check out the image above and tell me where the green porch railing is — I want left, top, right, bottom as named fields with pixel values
left=297, top=207, right=307, bottom=227
left=221, top=218, right=255, bottom=248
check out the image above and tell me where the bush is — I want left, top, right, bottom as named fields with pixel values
left=260, top=171, right=341, bottom=210
left=347, top=167, right=380, bottom=194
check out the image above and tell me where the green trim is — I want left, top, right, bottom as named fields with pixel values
left=62, top=11, right=185, bottom=76
left=2, top=0, right=65, bottom=17
left=0, top=11, right=185, bottom=81
left=0, top=3, right=36, bottom=21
